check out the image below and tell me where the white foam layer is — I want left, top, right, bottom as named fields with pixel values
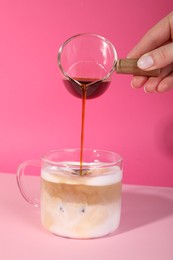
left=41, top=164, right=122, bottom=186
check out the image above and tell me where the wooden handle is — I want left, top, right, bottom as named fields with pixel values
left=116, top=59, right=160, bottom=77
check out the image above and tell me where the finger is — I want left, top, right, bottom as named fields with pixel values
left=137, top=42, right=173, bottom=70
left=131, top=76, right=148, bottom=88
left=157, top=72, right=173, bottom=93
left=127, top=12, right=173, bottom=58
left=131, top=63, right=173, bottom=92
left=144, top=64, right=173, bottom=93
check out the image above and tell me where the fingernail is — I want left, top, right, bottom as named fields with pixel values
left=137, top=55, right=154, bottom=69
left=131, top=80, right=135, bottom=88
left=144, top=84, right=154, bottom=94
left=144, top=84, right=149, bottom=93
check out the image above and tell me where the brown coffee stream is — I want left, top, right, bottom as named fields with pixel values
left=80, top=84, right=87, bottom=176
left=63, top=77, right=110, bottom=176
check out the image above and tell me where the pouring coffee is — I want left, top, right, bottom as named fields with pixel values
left=58, top=33, right=160, bottom=174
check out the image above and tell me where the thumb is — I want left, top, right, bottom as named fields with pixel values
left=137, top=42, right=173, bottom=70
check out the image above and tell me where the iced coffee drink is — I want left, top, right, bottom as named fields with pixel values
left=41, top=163, right=122, bottom=239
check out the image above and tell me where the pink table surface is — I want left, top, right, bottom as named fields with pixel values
left=0, top=173, right=173, bottom=260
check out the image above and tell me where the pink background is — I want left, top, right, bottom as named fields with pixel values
left=0, top=0, right=173, bottom=187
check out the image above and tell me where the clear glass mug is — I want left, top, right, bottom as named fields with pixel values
left=16, top=149, right=123, bottom=239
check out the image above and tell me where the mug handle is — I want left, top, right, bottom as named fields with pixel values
left=16, top=160, right=41, bottom=208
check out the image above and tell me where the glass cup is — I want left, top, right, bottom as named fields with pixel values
left=16, top=149, right=123, bottom=239
left=58, top=33, right=117, bottom=99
